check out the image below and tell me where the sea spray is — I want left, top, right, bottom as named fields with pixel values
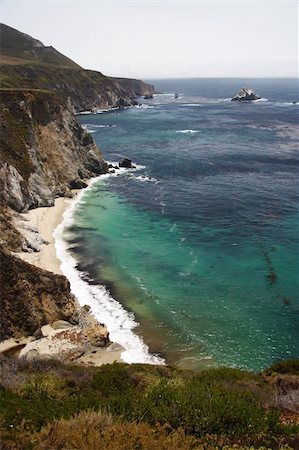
left=54, top=173, right=165, bottom=365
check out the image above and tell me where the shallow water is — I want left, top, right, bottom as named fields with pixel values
left=62, top=78, right=299, bottom=371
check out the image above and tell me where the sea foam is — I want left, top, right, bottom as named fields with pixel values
left=54, top=174, right=165, bottom=365
left=176, top=129, right=200, bottom=134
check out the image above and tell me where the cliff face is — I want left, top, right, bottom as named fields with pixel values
left=0, top=24, right=154, bottom=344
left=0, top=65, right=155, bottom=112
left=0, top=89, right=108, bottom=212
left=0, top=23, right=155, bottom=111
left=0, top=247, right=78, bottom=340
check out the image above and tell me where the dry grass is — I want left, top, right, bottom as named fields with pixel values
left=35, top=410, right=198, bottom=450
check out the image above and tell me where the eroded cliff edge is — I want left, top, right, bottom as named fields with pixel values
left=0, top=89, right=108, bottom=211
left=0, top=89, right=109, bottom=350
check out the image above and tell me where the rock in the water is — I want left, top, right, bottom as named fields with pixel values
left=144, top=94, right=153, bottom=99
left=231, top=88, right=261, bottom=101
left=119, top=158, right=133, bottom=168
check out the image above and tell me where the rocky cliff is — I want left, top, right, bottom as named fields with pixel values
left=0, top=23, right=154, bottom=346
left=0, top=88, right=109, bottom=341
left=0, top=65, right=155, bottom=112
left=0, top=24, right=155, bottom=112
left=0, top=89, right=108, bottom=211
left=0, top=247, right=78, bottom=341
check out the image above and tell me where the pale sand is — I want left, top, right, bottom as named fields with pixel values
left=16, top=197, right=71, bottom=275
left=11, top=194, right=125, bottom=366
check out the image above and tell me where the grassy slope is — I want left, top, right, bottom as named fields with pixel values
left=0, top=23, right=81, bottom=68
left=0, top=358, right=298, bottom=449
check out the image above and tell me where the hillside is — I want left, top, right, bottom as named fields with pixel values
left=0, top=24, right=155, bottom=111
left=0, top=358, right=298, bottom=449
left=0, top=23, right=81, bottom=68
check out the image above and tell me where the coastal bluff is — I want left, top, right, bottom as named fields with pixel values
left=0, top=89, right=108, bottom=212
left=0, top=23, right=155, bottom=361
left=0, top=24, right=155, bottom=112
left=0, top=88, right=111, bottom=353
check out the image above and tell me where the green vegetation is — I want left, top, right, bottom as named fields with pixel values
left=264, top=360, right=299, bottom=376
left=0, top=23, right=81, bottom=68
left=0, top=357, right=298, bottom=449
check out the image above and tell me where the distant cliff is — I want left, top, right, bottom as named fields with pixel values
left=0, top=65, right=155, bottom=111
left=0, top=24, right=155, bottom=112
left=0, top=89, right=108, bottom=212
left=0, top=23, right=81, bottom=68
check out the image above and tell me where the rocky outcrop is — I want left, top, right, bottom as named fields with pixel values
left=119, top=157, right=135, bottom=168
left=0, top=247, right=78, bottom=340
left=231, top=88, right=261, bottom=101
left=1, top=65, right=155, bottom=112
left=0, top=89, right=108, bottom=211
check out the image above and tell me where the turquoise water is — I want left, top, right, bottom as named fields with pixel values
left=66, top=79, right=299, bottom=371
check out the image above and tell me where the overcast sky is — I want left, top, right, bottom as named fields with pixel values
left=1, top=0, right=298, bottom=78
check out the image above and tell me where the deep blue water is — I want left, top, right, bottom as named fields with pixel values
left=67, top=78, right=298, bottom=371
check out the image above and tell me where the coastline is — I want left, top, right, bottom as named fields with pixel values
left=8, top=170, right=165, bottom=367
left=7, top=184, right=126, bottom=367
left=15, top=197, right=70, bottom=275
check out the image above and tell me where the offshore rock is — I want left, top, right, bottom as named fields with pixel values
left=119, top=158, right=133, bottom=168
left=231, top=88, right=261, bottom=101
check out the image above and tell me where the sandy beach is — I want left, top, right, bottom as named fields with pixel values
left=9, top=192, right=125, bottom=366
left=15, top=197, right=71, bottom=275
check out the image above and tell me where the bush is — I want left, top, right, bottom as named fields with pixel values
left=35, top=411, right=198, bottom=450
left=0, top=358, right=298, bottom=449
left=264, top=360, right=299, bottom=376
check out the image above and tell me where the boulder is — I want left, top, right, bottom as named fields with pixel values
left=83, top=323, right=110, bottom=347
left=231, top=88, right=261, bottom=101
left=69, top=178, right=88, bottom=189
left=144, top=94, right=153, bottom=99
left=119, top=158, right=133, bottom=168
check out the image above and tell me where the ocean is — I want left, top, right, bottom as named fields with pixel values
left=55, top=78, right=299, bottom=371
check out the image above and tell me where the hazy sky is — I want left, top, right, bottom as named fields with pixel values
left=1, top=0, right=298, bottom=78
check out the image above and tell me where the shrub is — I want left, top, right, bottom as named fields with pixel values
left=264, top=360, right=299, bottom=376
left=35, top=411, right=198, bottom=450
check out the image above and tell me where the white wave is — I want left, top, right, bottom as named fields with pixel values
left=274, top=101, right=298, bottom=107
left=135, top=104, right=155, bottom=109
left=54, top=176, right=164, bottom=366
left=75, top=107, right=119, bottom=115
left=106, top=161, right=146, bottom=173
left=133, top=175, right=157, bottom=183
left=253, top=98, right=268, bottom=103
left=182, top=103, right=202, bottom=107
left=96, top=107, right=119, bottom=114
left=75, top=111, right=93, bottom=115
left=86, top=124, right=117, bottom=128
left=154, top=93, right=176, bottom=97
left=176, top=129, right=200, bottom=134
left=170, top=222, right=177, bottom=232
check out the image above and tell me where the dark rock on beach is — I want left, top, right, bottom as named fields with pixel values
left=69, top=178, right=88, bottom=190
left=231, top=88, right=261, bottom=101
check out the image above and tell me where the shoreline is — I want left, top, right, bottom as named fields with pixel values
left=15, top=196, right=71, bottom=275
left=10, top=170, right=165, bottom=367
left=7, top=184, right=126, bottom=367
